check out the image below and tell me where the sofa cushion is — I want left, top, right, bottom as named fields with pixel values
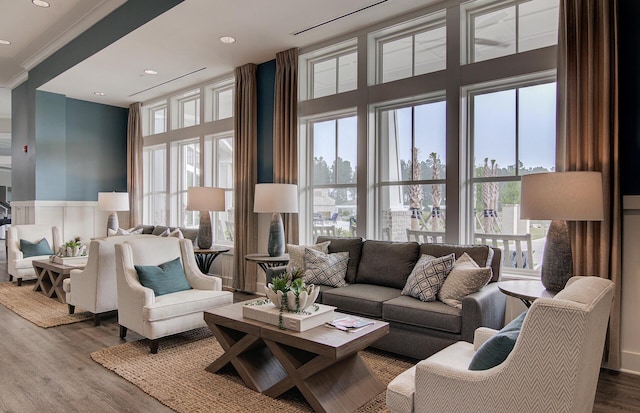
left=420, top=243, right=499, bottom=282
left=20, top=238, right=54, bottom=258
left=135, top=225, right=156, bottom=234
left=143, top=289, right=231, bottom=322
left=316, top=236, right=363, bottom=284
left=356, top=240, right=420, bottom=289
left=438, top=253, right=493, bottom=309
left=321, top=284, right=401, bottom=318
left=402, top=254, right=455, bottom=302
left=303, top=248, right=349, bottom=287
left=383, top=295, right=462, bottom=334
left=287, top=241, right=330, bottom=271
left=151, top=226, right=170, bottom=236
left=135, top=257, right=192, bottom=296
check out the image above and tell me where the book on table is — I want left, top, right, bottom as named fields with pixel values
left=242, top=301, right=336, bottom=332
left=326, top=315, right=375, bottom=332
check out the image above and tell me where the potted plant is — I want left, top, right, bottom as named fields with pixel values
left=59, top=237, right=87, bottom=257
left=264, top=267, right=320, bottom=329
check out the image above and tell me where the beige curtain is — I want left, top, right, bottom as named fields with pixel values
left=557, top=0, right=621, bottom=369
left=233, top=64, right=258, bottom=291
left=273, top=48, right=299, bottom=245
left=127, top=102, right=143, bottom=227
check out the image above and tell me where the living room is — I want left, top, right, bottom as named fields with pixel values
left=1, top=1, right=640, bottom=410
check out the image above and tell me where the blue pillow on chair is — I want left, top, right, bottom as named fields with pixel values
left=135, top=257, right=192, bottom=296
left=468, top=310, right=527, bottom=370
left=20, top=238, right=54, bottom=258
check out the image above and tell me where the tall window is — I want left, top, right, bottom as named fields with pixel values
left=143, top=145, right=167, bottom=225
left=149, top=104, right=167, bottom=135
left=205, top=134, right=234, bottom=244
left=173, top=139, right=200, bottom=227
left=299, top=0, right=559, bottom=276
left=176, top=90, right=201, bottom=128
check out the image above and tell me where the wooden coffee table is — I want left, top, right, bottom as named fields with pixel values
left=204, top=302, right=389, bottom=413
left=32, top=259, right=85, bottom=303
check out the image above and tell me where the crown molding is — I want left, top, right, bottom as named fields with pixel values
left=7, top=71, right=28, bottom=89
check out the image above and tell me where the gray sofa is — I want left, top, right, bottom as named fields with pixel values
left=133, top=225, right=199, bottom=246
left=267, top=236, right=506, bottom=360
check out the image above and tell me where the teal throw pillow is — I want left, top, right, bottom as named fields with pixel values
left=135, top=257, right=192, bottom=296
left=468, top=310, right=528, bottom=371
left=20, top=238, right=54, bottom=258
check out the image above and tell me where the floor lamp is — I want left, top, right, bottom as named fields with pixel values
left=520, top=171, right=604, bottom=291
left=254, top=183, right=298, bottom=257
left=97, top=192, right=129, bottom=234
left=186, top=187, right=226, bottom=250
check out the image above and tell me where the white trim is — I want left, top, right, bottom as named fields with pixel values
left=11, top=200, right=98, bottom=207
left=620, top=351, right=640, bottom=376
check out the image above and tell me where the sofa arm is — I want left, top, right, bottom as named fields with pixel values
left=264, top=265, right=287, bottom=286
left=461, top=282, right=506, bottom=343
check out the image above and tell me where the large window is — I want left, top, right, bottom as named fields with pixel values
left=299, top=0, right=559, bottom=276
left=205, top=134, right=234, bottom=243
left=173, top=139, right=200, bottom=227
left=142, top=145, right=167, bottom=225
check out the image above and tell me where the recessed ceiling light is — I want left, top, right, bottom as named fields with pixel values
left=94, top=92, right=106, bottom=96
left=32, top=0, right=50, bottom=8
left=144, top=69, right=158, bottom=75
left=0, top=40, right=10, bottom=45
left=219, top=36, right=236, bottom=44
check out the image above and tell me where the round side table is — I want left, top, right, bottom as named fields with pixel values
left=498, top=280, right=556, bottom=308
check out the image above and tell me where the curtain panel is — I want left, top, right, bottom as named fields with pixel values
left=127, top=102, right=143, bottom=227
left=557, top=0, right=621, bottom=368
left=233, top=64, right=259, bottom=292
left=273, top=48, right=299, bottom=245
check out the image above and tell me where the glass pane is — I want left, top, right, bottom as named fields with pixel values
left=217, top=137, right=233, bottom=188
left=473, top=89, right=516, bottom=177
left=152, top=108, right=166, bottom=134
left=519, top=0, right=559, bottom=52
left=151, top=193, right=166, bottom=225
left=181, top=98, right=200, bottom=127
left=152, top=148, right=166, bottom=191
left=378, top=184, right=446, bottom=241
left=415, top=101, right=446, bottom=180
left=338, top=52, right=357, bottom=93
left=473, top=6, right=516, bottom=62
left=313, top=59, right=336, bottom=98
left=415, top=26, right=446, bottom=75
left=518, top=82, right=556, bottom=175
left=216, top=88, right=233, bottom=119
left=312, top=187, right=357, bottom=237
left=313, top=120, right=336, bottom=185
left=381, top=36, right=413, bottom=83
left=379, top=107, right=412, bottom=182
left=336, top=117, right=357, bottom=184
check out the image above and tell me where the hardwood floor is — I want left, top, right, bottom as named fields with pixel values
left=0, top=239, right=637, bottom=412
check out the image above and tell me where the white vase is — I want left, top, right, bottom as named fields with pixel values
left=264, top=285, right=320, bottom=312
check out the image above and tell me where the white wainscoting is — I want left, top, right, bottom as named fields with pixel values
left=11, top=200, right=130, bottom=242
left=622, top=196, right=640, bottom=375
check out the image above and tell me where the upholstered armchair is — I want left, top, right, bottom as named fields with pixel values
left=115, top=237, right=233, bottom=353
left=386, top=276, right=614, bottom=413
left=7, top=224, right=62, bottom=286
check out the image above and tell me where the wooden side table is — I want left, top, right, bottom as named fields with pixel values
left=32, top=259, right=86, bottom=303
left=498, top=280, right=556, bottom=308
left=194, top=247, right=230, bottom=274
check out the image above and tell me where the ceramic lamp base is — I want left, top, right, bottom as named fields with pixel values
left=197, top=211, right=212, bottom=249
left=541, top=219, right=573, bottom=292
left=267, top=212, right=285, bottom=257
left=107, top=212, right=119, bottom=233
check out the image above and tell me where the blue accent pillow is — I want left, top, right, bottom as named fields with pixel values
left=20, top=238, right=54, bottom=258
left=135, top=257, right=192, bottom=296
left=468, top=310, right=528, bottom=370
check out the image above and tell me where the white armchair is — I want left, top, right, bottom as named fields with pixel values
left=387, top=276, right=614, bottom=413
left=7, top=224, right=62, bottom=286
left=115, top=236, right=233, bottom=353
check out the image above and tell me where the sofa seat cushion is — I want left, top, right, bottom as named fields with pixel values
left=357, top=240, right=420, bottom=289
left=383, top=295, right=462, bottom=334
left=14, top=256, right=51, bottom=269
left=321, top=284, right=401, bottom=318
left=316, top=237, right=363, bottom=284
left=143, top=289, right=231, bottom=322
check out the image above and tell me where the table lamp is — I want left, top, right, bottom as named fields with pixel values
left=97, top=192, right=129, bottom=234
left=520, top=171, right=604, bottom=291
left=254, top=183, right=298, bottom=257
left=186, top=187, right=226, bottom=249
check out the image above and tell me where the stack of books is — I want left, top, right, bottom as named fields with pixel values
left=325, top=315, right=374, bottom=332
left=242, top=302, right=336, bottom=332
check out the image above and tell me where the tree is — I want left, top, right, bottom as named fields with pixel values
left=313, top=157, right=330, bottom=185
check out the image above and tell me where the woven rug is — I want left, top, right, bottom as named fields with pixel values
left=91, top=328, right=415, bottom=413
left=0, top=281, right=93, bottom=328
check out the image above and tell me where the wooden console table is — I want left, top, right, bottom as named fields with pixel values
left=32, top=259, right=85, bottom=303
left=204, top=302, right=389, bottom=413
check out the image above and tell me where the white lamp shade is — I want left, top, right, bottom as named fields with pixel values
left=186, top=187, right=225, bottom=211
left=97, top=192, right=129, bottom=212
left=254, top=183, right=298, bottom=213
left=520, top=171, right=604, bottom=221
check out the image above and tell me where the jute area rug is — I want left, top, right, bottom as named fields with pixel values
left=91, top=328, right=415, bottom=413
left=0, top=281, right=92, bottom=328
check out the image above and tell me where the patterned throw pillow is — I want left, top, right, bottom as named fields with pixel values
left=438, top=252, right=493, bottom=309
left=303, top=248, right=349, bottom=287
left=107, top=227, right=144, bottom=237
left=286, top=241, right=330, bottom=272
left=402, top=253, right=456, bottom=302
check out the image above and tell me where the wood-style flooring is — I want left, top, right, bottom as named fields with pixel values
left=0, top=240, right=637, bottom=412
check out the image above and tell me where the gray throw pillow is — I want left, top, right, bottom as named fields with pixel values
left=303, top=248, right=349, bottom=287
left=438, top=253, right=492, bottom=309
left=468, top=310, right=528, bottom=370
left=135, top=257, right=192, bottom=296
left=20, top=238, right=54, bottom=258
left=286, top=241, right=330, bottom=272
left=401, top=253, right=455, bottom=302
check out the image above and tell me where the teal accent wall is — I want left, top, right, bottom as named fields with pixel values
left=65, top=99, right=128, bottom=201
left=257, top=60, right=276, bottom=183
left=35, top=91, right=67, bottom=200
left=11, top=83, right=34, bottom=200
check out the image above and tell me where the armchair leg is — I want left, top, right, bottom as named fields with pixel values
left=93, top=314, right=101, bottom=326
left=150, top=340, right=159, bottom=354
left=8, top=275, right=12, bottom=282
left=68, top=304, right=75, bottom=315
left=119, top=325, right=127, bottom=339
left=17, top=278, right=22, bottom=287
